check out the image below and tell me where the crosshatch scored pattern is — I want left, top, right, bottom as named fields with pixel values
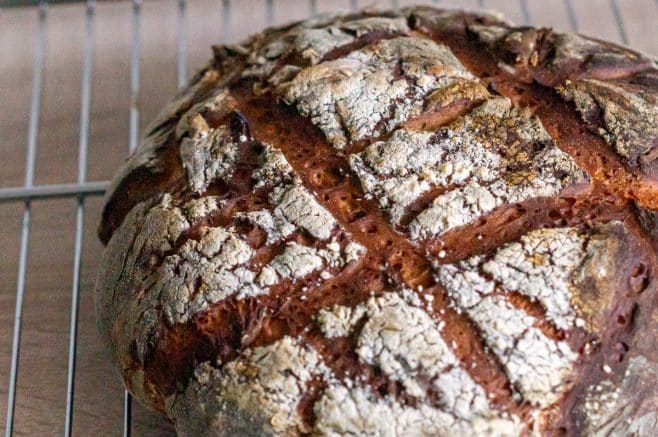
left=1, top=0, right=657, bottom=436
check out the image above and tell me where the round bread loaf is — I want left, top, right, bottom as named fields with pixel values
left=95, top=6, right=658, bottom=436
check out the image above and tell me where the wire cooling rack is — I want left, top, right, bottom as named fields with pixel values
left=1, top=0, right=656, bottom=435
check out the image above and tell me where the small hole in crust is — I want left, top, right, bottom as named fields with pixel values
left=631, top=263, right=647, bottom=277
left=348, top=210, right=367, bottom=222
left=309, top=166, right=343, bottom=189
left=554, top=427, right=567, bottom=437
left=557, top=197, right=576, bottom=209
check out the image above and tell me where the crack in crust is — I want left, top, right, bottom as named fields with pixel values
left=241, top=14, right=410, bottom=80
left=464, top=19, right=658, bottom=179
left=314, top=384, right=520, bottom=436
left=407, top=97, right=586, bottom=240
left=348, top=96, right=587, bottom=239
left=434, top=263, right=578, bottom=409
left=170, top=336, right=329, bottom=435
left=558, top=77, right=658, bottom=171
left=342, top=291, right=512, bottom=428
left=276, top=36, right=475, bottom=149
left=435, top=227, right=595, bottom=407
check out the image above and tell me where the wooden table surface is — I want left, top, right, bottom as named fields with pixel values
left=1, top=0, right=656, bottom=435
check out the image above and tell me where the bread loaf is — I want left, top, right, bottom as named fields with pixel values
left=95, top=6, right=658, bottom=435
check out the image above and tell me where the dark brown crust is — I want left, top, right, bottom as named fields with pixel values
left=96, top=6, right=658, bottom=436
left=408, top=9, right=658, bottom=432
left=409, top=8, right=658, bottom=207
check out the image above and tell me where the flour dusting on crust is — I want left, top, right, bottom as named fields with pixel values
left=278, top=36, right=475, bottom=148
left=558, top=78, right=658, bottom=166
left=314, top=384, right=520, bottom=436
left=407, top=98, right=587, bottom=239
left=170, top=337, right=329, bottom=435
left=580, top=355, right=658, bottom=435
left=96, top=6, right=658, bottom=436
left=270, top=183, right=338, bottom=240
left=435, top=226, right=615, bottom=406
left=180, top=120, right=240, bottom=194
left=242, top=15, right=410, bottom=80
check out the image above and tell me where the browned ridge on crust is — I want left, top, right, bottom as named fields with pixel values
left=95, top=7, right=658, bottom=436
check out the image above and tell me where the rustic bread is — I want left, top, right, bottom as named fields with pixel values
left=95, top=6, right=658, bottom=436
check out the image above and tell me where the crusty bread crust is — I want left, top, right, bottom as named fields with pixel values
left=95, top=7, right=658, bottom=436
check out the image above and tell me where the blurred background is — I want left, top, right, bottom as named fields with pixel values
left=1, top=0, right=656, bottom=435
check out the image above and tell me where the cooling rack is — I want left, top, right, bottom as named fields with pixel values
left=1, top=0, right=656, bottom=435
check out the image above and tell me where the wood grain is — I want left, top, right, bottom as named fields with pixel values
left=1, top=1, right=655, bottom=435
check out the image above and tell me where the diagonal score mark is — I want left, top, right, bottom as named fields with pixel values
left=227, top=83, right=525, bottom=415
left=410, top=11, right=658, bottom=211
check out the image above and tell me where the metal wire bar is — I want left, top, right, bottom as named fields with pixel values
left=177, top=0, right=187, bottom=89
left=4, top=3, right=47, bottom=437
left=609, top=0, right=629, bottom=44
left=222, top=0, right=230, bottom=42
left=309, top=0, right=317, bottom=16
left=565, top=0, right=578, bottom=31
left=4, top=211, right=31, bottom=437
left=129, top=0, right=141, bottom=153
left=519, top=0, right=530, bottom=25
left=63, top=2, right=94, bottom=436
left=266, top=0, right=273, bottom=25
left=123, top=392, right=132, bottom=437
left=0, top=181, right=108, bottom=203
left=64, top=204, right=85, bottom=435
